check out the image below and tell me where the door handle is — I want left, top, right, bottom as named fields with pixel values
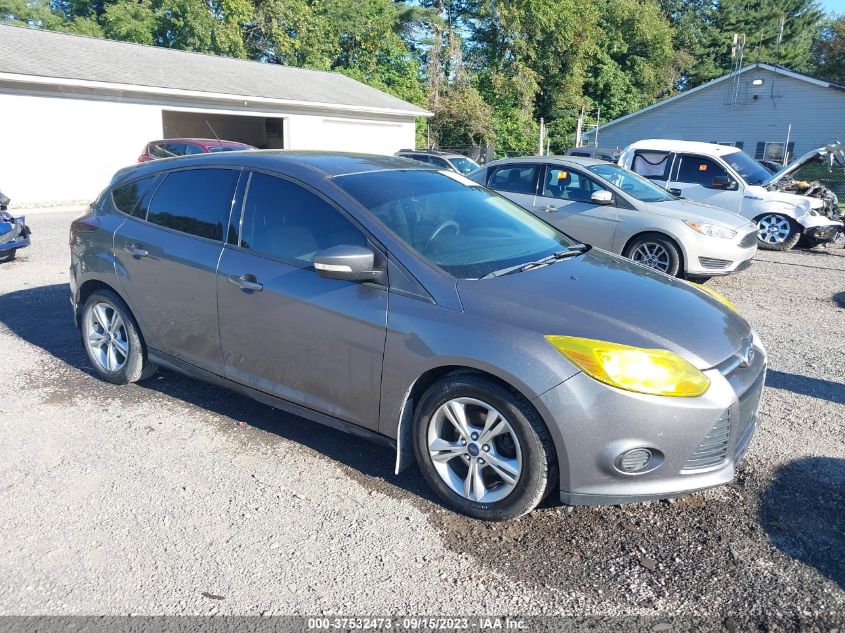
left=228, top=273, right=263, bottom=292
left=541, top=205, right=558, bottom=213
left=126, top=243, right=148, bottom=258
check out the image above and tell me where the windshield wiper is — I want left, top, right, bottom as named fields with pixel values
left=482, top=245, right=587, bottom=279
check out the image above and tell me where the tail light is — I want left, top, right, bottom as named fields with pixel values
left=69, top=207, right=101, bottom=246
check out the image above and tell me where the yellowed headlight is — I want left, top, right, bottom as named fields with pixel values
left=694, top=284, right=737, bottom=312
left=546, top=336, right=710, bottom=397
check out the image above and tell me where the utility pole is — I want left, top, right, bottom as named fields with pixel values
left=574, top=105, right=584, bottom=148
left=594, top=106, right=600, bottom=147
left=538, top=117, right=545, bottom=156
left=783, top=123, right=791, bottom=167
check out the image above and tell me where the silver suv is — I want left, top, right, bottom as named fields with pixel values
left=70, top=152, right=766, bottom=520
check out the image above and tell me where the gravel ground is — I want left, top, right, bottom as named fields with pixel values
left=0, top=210, right=842, bottom=620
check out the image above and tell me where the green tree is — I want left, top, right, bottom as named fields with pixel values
left=584, top=0, right=678, bottom=122
left=813, top=14, right=845, bottom=82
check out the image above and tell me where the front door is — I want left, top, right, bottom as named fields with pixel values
left=113, top=167, right=242, bottom=375
left=531, top=165, right=619, bottom=249
left=667, top=153, right=743, bottom=212
left=216, top=172, right=388, bottom=430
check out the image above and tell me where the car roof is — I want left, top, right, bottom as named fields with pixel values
left=486, top=155, right=610, bottom=168
left=397, top=149, right=466, bottom=159
left=567, top=146, right=621, bottom=155
left=150, top=138, right=252, bottom=146
left=113, top=150, right=431, bottom=184
left=626, top=139, right=742, bottom=156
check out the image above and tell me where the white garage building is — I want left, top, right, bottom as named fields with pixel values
left=0, top=24, right=430, bottom=205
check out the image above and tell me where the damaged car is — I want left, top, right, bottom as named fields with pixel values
left=765, top=142, right=844, bottom=241
left=0, top=191, right=31, bottom=263
left=620, top=140, right=844, bottom=251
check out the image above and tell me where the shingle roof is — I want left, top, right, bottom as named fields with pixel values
left=0, top=24, right=430, bottom=116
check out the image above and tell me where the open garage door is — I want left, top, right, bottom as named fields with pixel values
left=162, top=111, right=284, bottom=149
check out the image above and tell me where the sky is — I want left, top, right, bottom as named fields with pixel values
left=820, top=0, right=844, bottom=14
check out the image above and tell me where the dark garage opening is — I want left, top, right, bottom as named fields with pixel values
left=162, top=110, right=284, bottom=149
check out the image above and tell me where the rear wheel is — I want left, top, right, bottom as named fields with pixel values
left=755, top=213, right=801, bottom=251
left=624, top=233, right=682, bottom=276
left=81, top=290, right=157, bottom=384
left=413, top=374, right=557, bottom=521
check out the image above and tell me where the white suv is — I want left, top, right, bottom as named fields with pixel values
left=619, top=140, right=843, bottom=250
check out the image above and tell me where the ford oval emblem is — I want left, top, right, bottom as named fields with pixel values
left=739, top=346, right=755, bottom=368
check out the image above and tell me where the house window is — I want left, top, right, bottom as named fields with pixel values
left=764, top=142, right=785, bottom=161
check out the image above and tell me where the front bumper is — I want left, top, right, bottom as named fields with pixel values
left=798, top=214, right=843, bottom=242
left=683, top=227, right=757, bottom=276
left=533, top=339, right=767, bottom=506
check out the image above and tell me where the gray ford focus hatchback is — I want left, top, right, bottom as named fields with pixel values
left=70, top=151, right=767, bottom=521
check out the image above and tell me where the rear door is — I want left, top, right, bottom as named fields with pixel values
left=668, top=153, right=743, bottom=211
left=485, top=163, right=541, bottom=210
left=113, top=167, right=242, bottom=374
left=216, top=171, right=388, bottom=430
left=531, top=165, right=619, bottom=249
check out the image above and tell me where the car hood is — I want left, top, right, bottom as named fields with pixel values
left=765, top=142, right=845, bottom=186
left=457, top=249, right=751, bottom=370
left=644, top=198, right=751, bottom=230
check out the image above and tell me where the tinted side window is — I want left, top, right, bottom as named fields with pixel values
left=184, top=143, right=206, bottom=155
left=429, top=157, right=451, bottom=169
left=147, top=169, right=239, bottom=240
left=240, top=172, right=366, bottom=263
left=489, top=165, right=539, bottom=194
left=410, top=154, right=431, bottom=164
left=631, top=151, right=672, bottom=180
left=675, top=155, right=729, bottom=188
left=112, top=176, right=156, bottom=219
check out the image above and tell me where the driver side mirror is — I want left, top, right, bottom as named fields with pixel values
left=314, top=245, right=382, bottom=282
left=711, top=176, right=738, bottom=191
left=590, top=190, right=614, bottom=205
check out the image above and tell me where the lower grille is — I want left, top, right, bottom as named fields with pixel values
left=683, top=410, right=731, bottom=470
left=739, top=230, right=758, bottom=248
left=699, top=256, right=732, bottom=269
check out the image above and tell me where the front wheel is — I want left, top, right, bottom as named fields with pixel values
left=624, top=234, right=682, bottom=276
left=81, top=290, right=157, bottom=384
left=413, top=374, right=557, bottom=521
left=0, top=249, right=16, bottom=263
left=756, top=213, right=801, bottom=251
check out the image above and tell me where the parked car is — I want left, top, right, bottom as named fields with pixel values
left=565, top=146, right=622, bottom=163
left=0, top=190, right=31, bottom=263
left=470, top=156, right=757, bottom=278
left=619, top=140, right=843, bottom=250
left=395, top=149, right=480, bottom=174
left=137, top=138, right=255, bottom=162
left=70, top=152, right=766, bottom=520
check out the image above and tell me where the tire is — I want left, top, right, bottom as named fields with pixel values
left=0, top=249, right=16, bottom=263
left=80, top=289, right=157, bottom=384
left=624, top=233, right=682, bottom=277
left=755, top=213, right=801, bottom=251
left=413, top=373, right=558, bottom=521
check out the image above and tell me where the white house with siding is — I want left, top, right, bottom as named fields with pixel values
left=0, top=24, right=430, bottom=205
left=584, top=64, right=845, bottom=164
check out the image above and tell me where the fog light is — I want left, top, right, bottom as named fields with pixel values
left=616, top=448, right=654, bottom=473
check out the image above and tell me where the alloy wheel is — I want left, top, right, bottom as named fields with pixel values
left=757, top=214, right=792, bottom=244
left=84, top=302, right=129, bottom=372
left=631, top=242, right=671, bottom=272
left=427, top=397, right=522, bottom=503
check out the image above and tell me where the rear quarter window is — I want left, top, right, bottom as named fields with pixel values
left=111, top=176, right=156, bottom=219
left=147, top=168, right=240, bottom=240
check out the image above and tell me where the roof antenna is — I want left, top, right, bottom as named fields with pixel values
left=206, top=120, right=225, bottom=150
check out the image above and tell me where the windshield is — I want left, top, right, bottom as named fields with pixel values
left=333, top=170, right=574, bottom=279
left=448, top=156, right=480, bottom=174
left=723, top=150, right=770, bottom=186
left=587, top=163, right=674, bottom=202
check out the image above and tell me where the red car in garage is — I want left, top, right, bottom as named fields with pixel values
left=138, top=138, right=256, bottom=162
